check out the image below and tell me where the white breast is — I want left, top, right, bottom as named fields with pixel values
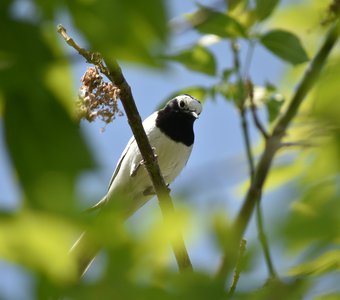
left=105, top=112, right=193, bottom=215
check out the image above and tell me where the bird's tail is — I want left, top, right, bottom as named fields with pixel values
left=69, top=231, right=101, bottom=278
left=70, top=195, right=150, bottom=278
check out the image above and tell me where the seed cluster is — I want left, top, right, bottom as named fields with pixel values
left=76, top=67, right=123, bottom=123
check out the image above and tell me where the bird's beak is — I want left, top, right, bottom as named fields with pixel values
left=190, top=111, right=199, bottom=119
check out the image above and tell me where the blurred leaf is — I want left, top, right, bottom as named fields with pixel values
left=256, top=0, right=280, bottom=21
left=281, top=178, right=340, bottom=251
left=260, top=29, right=309, bottom=65
left=212, top=213, right=233, bottom=251
left=0, top=19, right=94, bottom=214
left=66, top=0, right=168, bottom=65
left=313, top=57, right=340, bottom=124
left=187, top=6, right=247, bottom=38
left=165, top=45, right=216, bottom=76
left=226, top=0, right=246, bottom=11
left=217, top=80, right=246, bottom=108
left=168, top=271, right=225, bottom=300
left=266, top=94, right=284, bottom=122
left=221, top=68, right=234, bottom=80
left=236, top=278, right=309, bottom=300
left=0, top=211, right=78, bottom=283
left=289, top=250, right=340, bottom=276
left=315, top=293, right=340, bottom=300
left=0, top=18, right=53, bottom=89
left=4, top=87, right=93, bottom=213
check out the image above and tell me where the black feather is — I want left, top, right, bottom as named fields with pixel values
left=156, top=99, right=196, bottom=146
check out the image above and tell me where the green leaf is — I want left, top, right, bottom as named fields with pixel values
left=1, top=20, right=94, bottom=214
left=256, top=0, right=280, bottom=21
left=187, top=6, right=247, bottom=38
left=165, top=45, right=216, bottom=76
left=266, top=94, right=284, bottom=122
left=260, top=29, right=309, bottom=65
left=66, top=0, right=168, bottom=65
left=221, top=68, right=235, bottom=80
left=226, top=0, right=242, bottom=11
left=0, top=212, right=78, bottom=282
left=315, top=293, right=340, bottom=300
left=289, top=250, right=340, bottom=276
left=216, top=81, right=246, bottom=108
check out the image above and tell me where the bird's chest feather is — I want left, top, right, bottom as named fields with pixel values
left=114, top=128, right=191, bottom=194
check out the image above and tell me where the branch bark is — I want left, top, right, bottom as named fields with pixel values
left=217, top=20, right=340, bottom=284
left=57, top=25, right=193, bottom=273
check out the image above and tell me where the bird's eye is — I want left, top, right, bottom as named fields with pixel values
left=179, top=100, right=186, bottom=108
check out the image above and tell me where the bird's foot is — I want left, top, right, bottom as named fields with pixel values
left=151, top=147, right=158, bottom=158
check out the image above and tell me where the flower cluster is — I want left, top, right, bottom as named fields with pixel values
left=76, top=67, right=122, bottom=123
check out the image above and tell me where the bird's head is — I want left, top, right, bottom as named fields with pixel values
left=167, top=94, right=202, bottom=120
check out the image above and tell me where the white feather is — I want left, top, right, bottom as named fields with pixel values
left=94, top=111, right=192, bottom=216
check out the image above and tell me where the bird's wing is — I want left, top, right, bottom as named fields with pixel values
left=86, top=112, right=158, bottom=212
left=107, top=136, right=135, bottom=191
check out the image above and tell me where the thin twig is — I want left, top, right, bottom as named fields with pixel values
left=240, top=109, right=255, bottom=179
left=57, top=25, right=193, bottom=273
left=280, top=141, right=315, bottom=148
left=228, top=239, right=247, bottom=297
left=242, top=39, right=256, bottom=79
left=216, top=20, right=340, bottom=285
left=246, top=78, right=276, bottom=279
left=247, top=79, right=269, bottom=139
left=255, top=199, right=277, bottom=279
left=231, top=40, right=277, bottom=289
left=240, top=107, right=277, bottom=280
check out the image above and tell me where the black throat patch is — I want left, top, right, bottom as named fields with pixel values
left=156, top=100, right=196, bottom=147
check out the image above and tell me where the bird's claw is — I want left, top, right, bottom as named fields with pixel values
left=151, top=146, right=158, bottom=158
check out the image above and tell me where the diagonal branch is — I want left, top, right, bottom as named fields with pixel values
left=57, top=25, right=193, bottom=273
left=216, top=20, right=340, bottom=284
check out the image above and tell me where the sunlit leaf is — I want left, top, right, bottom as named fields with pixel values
left=187, top=6, right=247, bottom=38
left=289, top=250, right=340, bottom=276
left=281, top=178, right=340, bottom=251
left=0, top=212, right=78, bottom=282
left=226, top=0, right=246, bottom=11
left=315, top=293, right=340, bottom=300
left=313, top=57, right=340, bottom=124
left=66, top=0, right=168, bottom=65
left=260, top=29, right=309, bottom=65
left=256, top=0, right=280, bottom=21
left=165, top=45, right=216, bottom=76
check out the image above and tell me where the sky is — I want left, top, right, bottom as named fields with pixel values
left=2, top=0, right=337, bottom=299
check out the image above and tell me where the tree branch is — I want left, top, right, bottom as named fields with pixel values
left=217, top=20, right=340, bottom=285
left=230, top=40, right=276, bottom=289
left=247, top=79, right=269, bottom=140
left=57, top=25, right=193, bottom=273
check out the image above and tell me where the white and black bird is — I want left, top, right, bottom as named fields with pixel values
left=71, top=94, right=202, bottom=276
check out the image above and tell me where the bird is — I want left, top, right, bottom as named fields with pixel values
left=70, top=94, right=202, bottom=277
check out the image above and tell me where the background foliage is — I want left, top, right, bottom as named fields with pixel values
left=0, top=0, right=340, bottom=299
